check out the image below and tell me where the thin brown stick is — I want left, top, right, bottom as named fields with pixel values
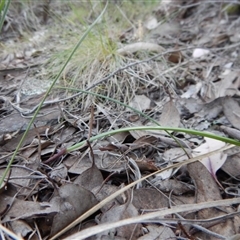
left=43, top=148, right=67, bottom=164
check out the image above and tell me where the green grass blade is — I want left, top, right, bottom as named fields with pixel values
left=0, top=0, right=10, bottom=34
left=67, top=126, right=240, bottom=152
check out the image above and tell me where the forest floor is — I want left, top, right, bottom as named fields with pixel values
left=1, top=1, right=240, bottom=239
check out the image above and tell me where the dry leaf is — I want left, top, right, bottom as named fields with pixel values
left=222, top=97, right=240, bottom=130
left=155, top=167, right=175, bottom=180
left=222, top=153, right=240, bottom=178
left=216, top=69, right=240, bottom=98
left=153, top=178, right=194, bottom=195
left=129, top=94, right=152, bottom=112
left=188, top=161, right=235, bottom=239
left=163, top=147, right=191, bottom=162
left=192, top=137, right=227, bottom=182
left=10, top=220, right=33, bottom=238
left=49, top=164, right=68, bottom=183
left=97, top=202, right=142, bottom=239
left=93, top=184, right=125, bottom=213
left=74, top=163, right=104, bottom=191
left=220, top=125, right=240, bottom=140
left=50, top=183, right=98, bottom=236
left=1, top=195, right=58, bottom=223
left=2, top=125, right=49, bottom=151
left=138, top=225, right=175, bottom=240
left=159, top=100, right=180, bottom=127
left=168, top=51, right=183, bottom=63
left=196, top=97, right=223, bottom=120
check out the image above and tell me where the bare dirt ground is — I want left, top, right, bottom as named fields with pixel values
left=1, top=1, right=240, bottom=239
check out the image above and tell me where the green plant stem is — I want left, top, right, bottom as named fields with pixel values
left=0, top=2, right=108, bottom=187
left=0, top=0, right=10, bottom=33
left=67, top=126, right=240, bottom=152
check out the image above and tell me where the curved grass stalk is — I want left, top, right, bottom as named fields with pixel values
left=0, top=2, right=109, bottom=187
left=66, top=125, right=240, bottom=153
left=54, top=87, right=240, bottom=152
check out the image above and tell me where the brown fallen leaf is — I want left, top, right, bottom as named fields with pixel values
left=74, top=163, right=104, bottom=191
left=135, top=158, right=158, bottom=172
left=50, top=183, right=98, bottom=236
left=1, top=194, right=58, bottom=223
left=222, top=152, right=240, bottom=178
left=1, top=125, right=49, bottom=151
left=132, top=188, right=168, bottom=210
left=168, top=50, right=184, bottom=63
left=188, top=161, right=236, bottom=239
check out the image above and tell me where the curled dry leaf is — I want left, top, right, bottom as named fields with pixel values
left=155, top=167, right=176, bottom=180
left=128, top=114, right=140, bottom=122
left=135, top=157, right=159, bottom=172
left=192, top=137, right=227, bottom=182
left=49, top=164, right=68, bottom=183
left=168, top=50, right=184, bottom=63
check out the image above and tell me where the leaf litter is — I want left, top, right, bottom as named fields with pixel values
left=1, top=0, right=240, bottom=239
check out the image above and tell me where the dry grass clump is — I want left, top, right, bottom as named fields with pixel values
left=1, top=0, right=163, bottom=109
left=43, top=1, right=164, bottom=111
